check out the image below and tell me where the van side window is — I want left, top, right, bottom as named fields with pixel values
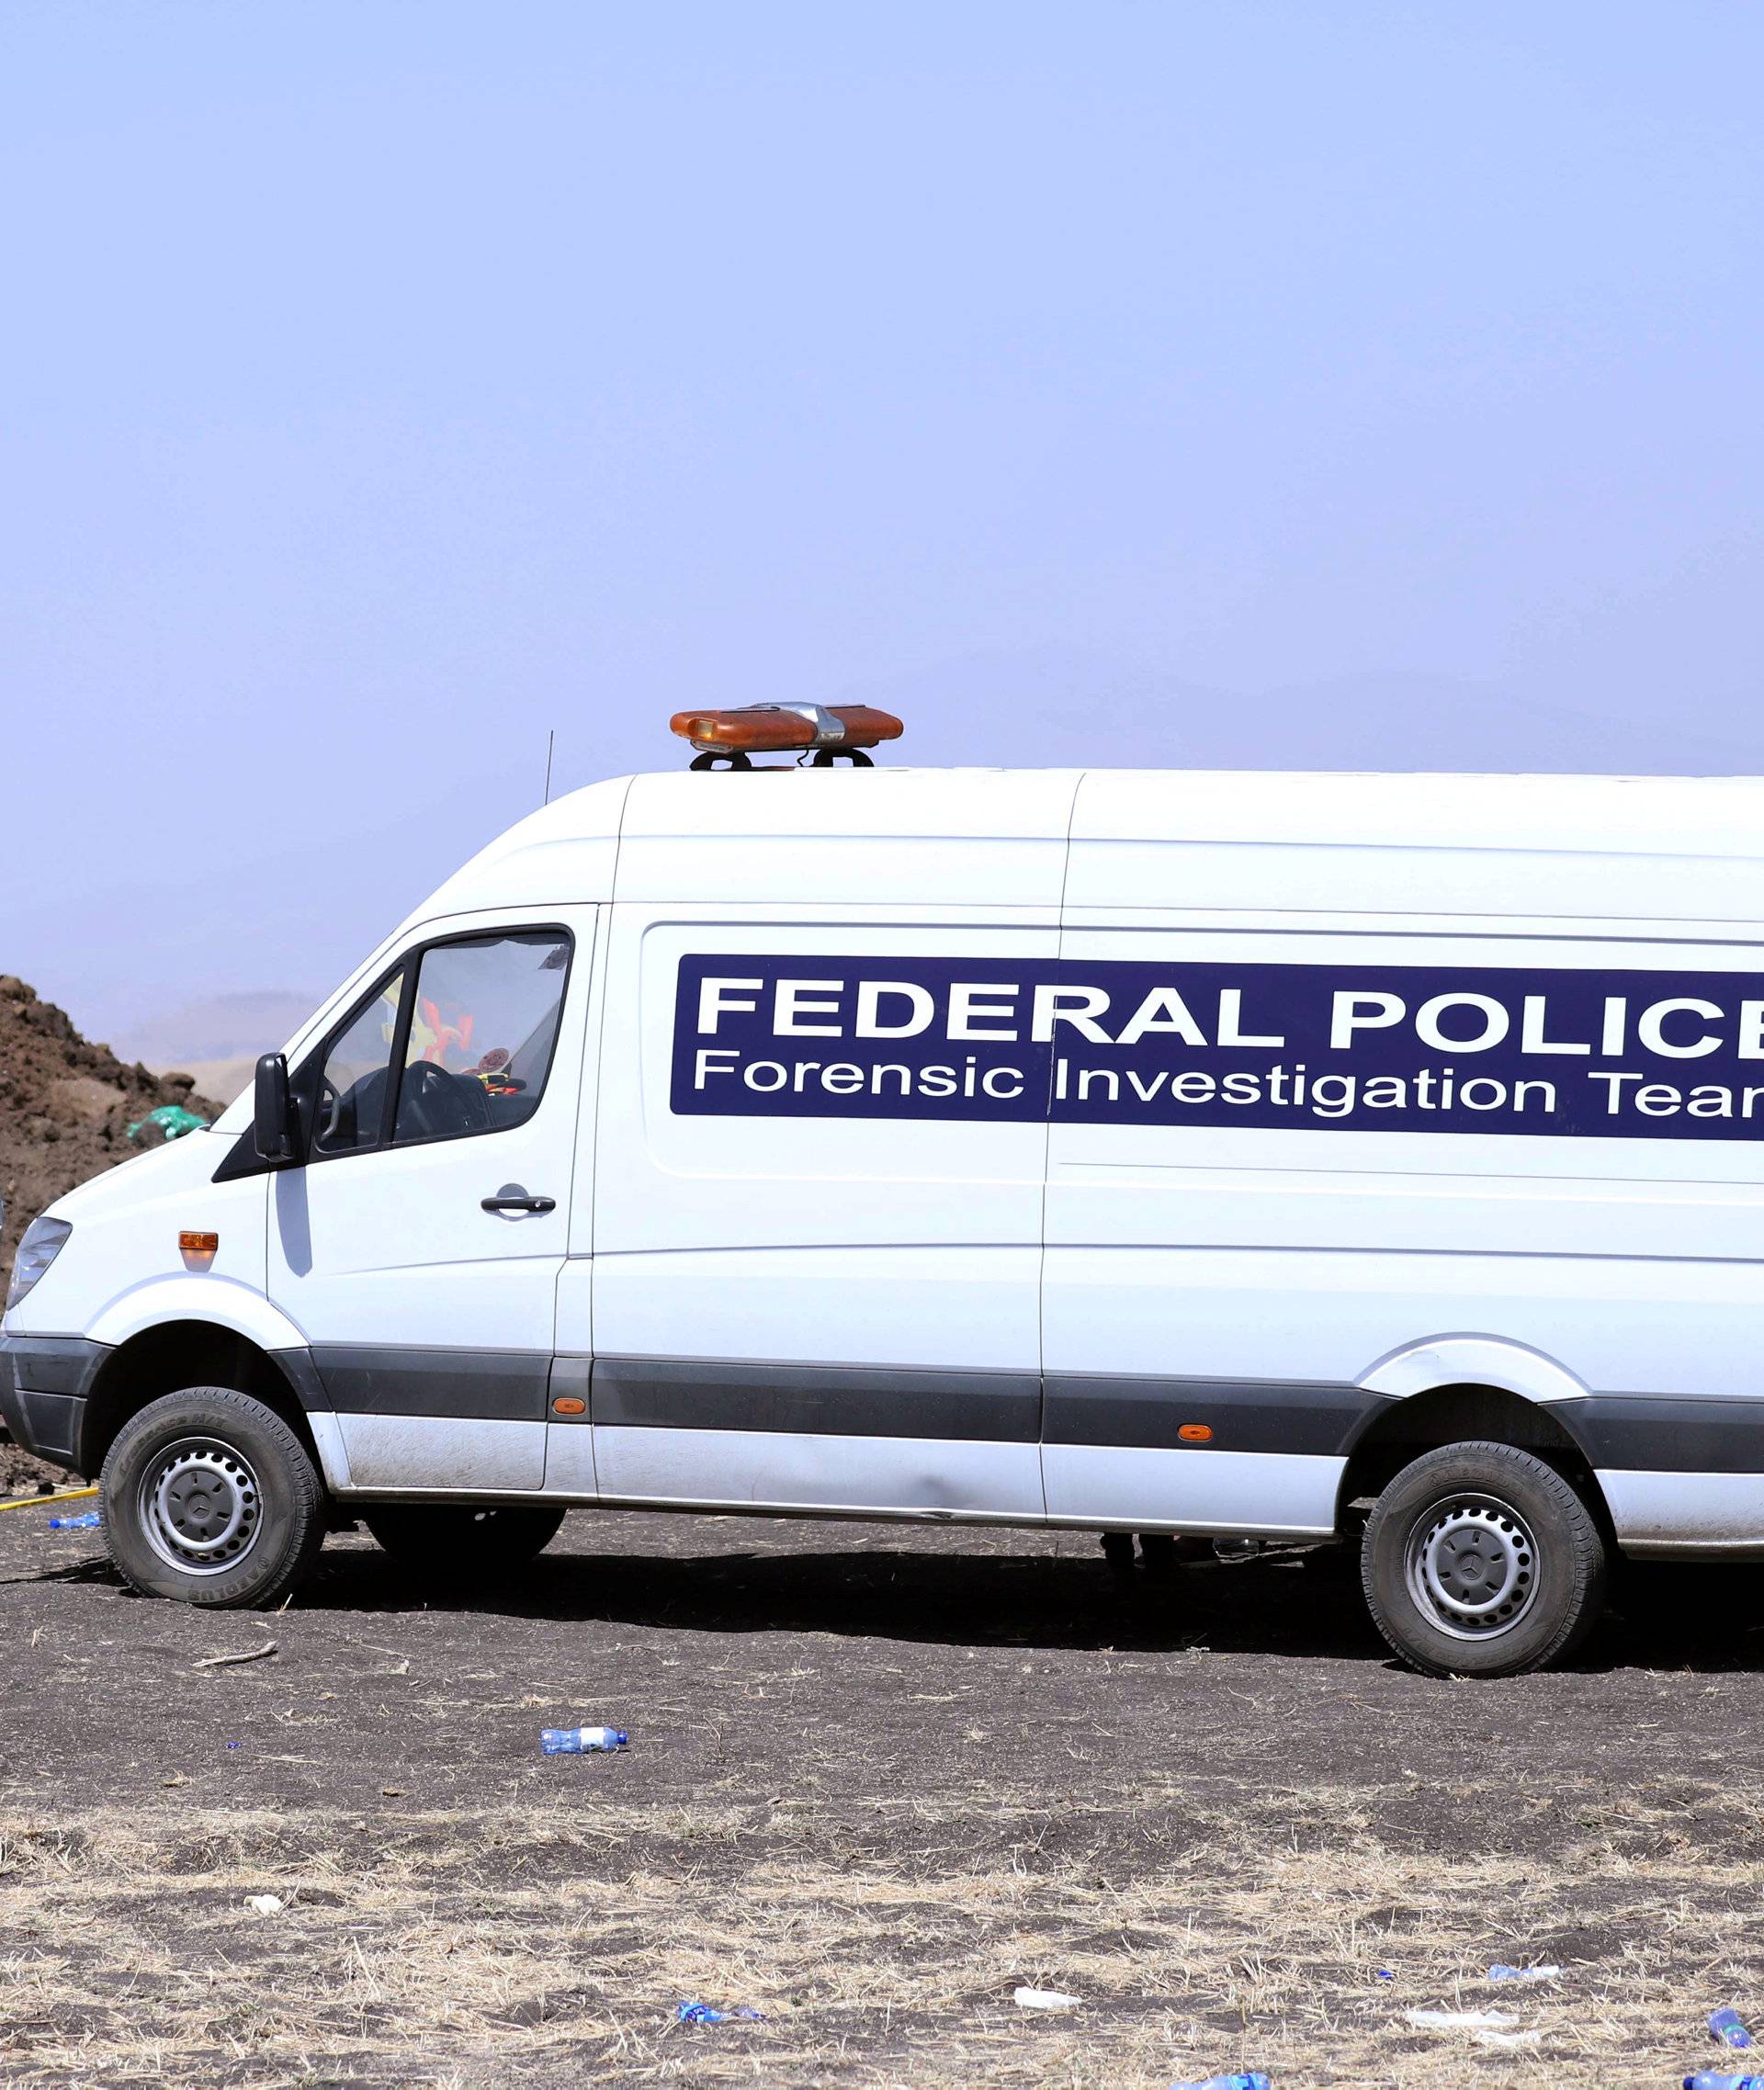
left=312, top=974, right=402, bottom=1155
left=391, top=931, right=571, bottom=1147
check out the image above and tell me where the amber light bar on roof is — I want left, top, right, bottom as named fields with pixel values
left=669, top=702, right=904, bottom=757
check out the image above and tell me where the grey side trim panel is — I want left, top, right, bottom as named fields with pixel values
left=270, top=1346, right=332, bottom=1413
left=548, top=1355, right=593, bottom=1419
left=313, top=1345, right=550, bottom=1421
left=0, top=1336, right=108, bottom=1472
left=591, top=1357, right=1041, bottom=1441
left=1572, top=1395, right=1764, bottom=1474
left=1044, top=1372, right=1380, bottom=1456
left=15, top=1391, right=85, bottom=1467
left=0, top=1334, right=111, bottom=1399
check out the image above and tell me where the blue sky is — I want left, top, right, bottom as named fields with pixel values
left=5, top=3, right=1761, bottom=1050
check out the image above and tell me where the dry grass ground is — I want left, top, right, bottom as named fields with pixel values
left=3, top=1508, right=1762, bottom=2086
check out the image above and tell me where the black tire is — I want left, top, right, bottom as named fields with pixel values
left=1362, top=1440, right=1606, bottom=1678
left=101, top=1386, right=327, bottom=1610
left=363, top=1503, right=566, bottom=1579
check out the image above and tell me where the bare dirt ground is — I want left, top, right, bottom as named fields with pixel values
left=3, top=1507, right=1762, bottom=2089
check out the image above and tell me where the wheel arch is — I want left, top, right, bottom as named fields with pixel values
left=85, top=1275, right=309, bottom=1355
left=1338, top=1381, right=1611, bottom=1542
left=80, top=1320, right=328, bottom=1485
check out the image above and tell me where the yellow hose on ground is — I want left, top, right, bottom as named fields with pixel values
left=0, top=1485, right=99, bottom=1514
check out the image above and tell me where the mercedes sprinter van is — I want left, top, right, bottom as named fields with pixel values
left=8, top=716, right=1764, bottom=1675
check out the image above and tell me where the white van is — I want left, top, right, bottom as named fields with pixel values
left=7, top=729, right=1764, bottom=1676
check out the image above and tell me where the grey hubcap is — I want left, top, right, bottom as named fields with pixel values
left=1404, top=1492, right=1539, bottom=1641
left=139, top=1437, right=264, bottom=1576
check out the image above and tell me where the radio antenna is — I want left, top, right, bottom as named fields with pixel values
left=543, top=729, right=555, bottom=806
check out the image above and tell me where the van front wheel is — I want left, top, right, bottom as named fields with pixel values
left=102, top=1386, right=328, bottom=1609
left=1362, top=1440, right=1606, bottom=1678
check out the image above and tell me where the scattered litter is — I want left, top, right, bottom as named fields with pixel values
left=541, top=1725, right=628, bottom=1753
left=243, top=1894, right=285, bottom=1916
left=1169, top=2074, right=1272, bottom=2090
left=1488, top=1962, right=1561, bottom=1983
left=1712, top=2009, right=1756, bottom=2050
left=126, top=1103, right=209, bottom=1143
left=1683, top=2074, right=1764, bottom=2089
left=1375, top=1969, right=1396, bottom=1981
left=47, top=1509, right=102, bottom=1530
left=0, top=1484, right=96, bottom=1516
left=1013, top=1986, right=1083, bottom=2011
left=194, top=1643, right=278, bottom=1671
left=1405, top=2008, right=1517, bottom=2031
left=676, top=2002, right=764, bottom=2024
left=1476, top=2028, right=1542, bottom=2050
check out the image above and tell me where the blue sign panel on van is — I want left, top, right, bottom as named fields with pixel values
left=672, top=955, right=1764, bottom=1140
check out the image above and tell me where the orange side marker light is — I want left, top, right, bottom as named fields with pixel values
left=1178, top=1422, right=1214, bottom=1444
left=551, top=1395, right=587, bottom=1418
left=179, top=1230, right=220, bottom=1271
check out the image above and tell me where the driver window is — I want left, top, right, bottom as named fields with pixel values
left=392, top=931, right=571, bottom=1147
left=311, top=974, right=402, bottom=1155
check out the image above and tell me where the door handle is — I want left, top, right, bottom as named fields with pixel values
left=481, top=1192, right=557, bottom=1214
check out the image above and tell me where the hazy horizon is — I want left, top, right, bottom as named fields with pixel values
left=7, top=3, right=1762, bottom=1050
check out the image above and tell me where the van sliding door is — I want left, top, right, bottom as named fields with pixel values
left=587, top=771, right=1078, bottom=1520
left=1041, top=774, right=1353, bottom=1539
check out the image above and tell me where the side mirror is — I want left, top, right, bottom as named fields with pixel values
left=253, top=1053, right=300, bottom=1164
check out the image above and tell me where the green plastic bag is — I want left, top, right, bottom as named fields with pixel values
left=126, top=1103, right=209, bottom=1143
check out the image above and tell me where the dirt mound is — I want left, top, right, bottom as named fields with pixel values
left=0, top=974, right=225, bottom=1267
left=2, top=975, right=222, bottom=1488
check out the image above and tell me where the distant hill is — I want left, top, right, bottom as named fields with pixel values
left=111, top=989, right=318, bottom=1070
left=152, top=1055, right=257, bottom=1108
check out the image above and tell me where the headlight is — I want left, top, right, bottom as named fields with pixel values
left=6, top=1217, right=72, bottom=1311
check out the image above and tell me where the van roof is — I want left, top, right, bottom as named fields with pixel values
left=406, top=764, right=1764, bottom=928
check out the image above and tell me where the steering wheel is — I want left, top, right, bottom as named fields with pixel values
left=399, top=1058, right=491, bottom=1139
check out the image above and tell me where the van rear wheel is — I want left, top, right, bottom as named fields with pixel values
left=363, top=1503, right=566, bottom=1579
left=101, top=1386, right=328, bottom=1609
left=1362, top=1440, right=1606, bottom=1678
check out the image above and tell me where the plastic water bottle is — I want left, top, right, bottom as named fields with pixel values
left=1170, top=2075, right=1271, bottom=2090
left=1711, top=2010, right=1755, bottom=2050
left=48, top=1509, right=102, bottom=1530
left=540, top=1726, right=628, bottom=1753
